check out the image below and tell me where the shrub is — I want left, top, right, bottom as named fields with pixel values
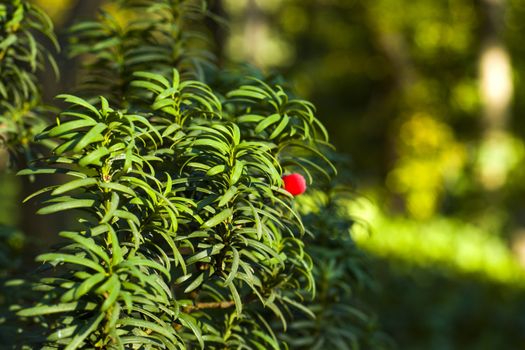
left=1, top=0, right=385, bottom=348
left=0, top=0, right=57, bottom=166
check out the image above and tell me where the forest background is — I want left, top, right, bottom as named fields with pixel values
left=3, top=0, right=525, bottom=349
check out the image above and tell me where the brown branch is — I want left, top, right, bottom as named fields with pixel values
left=183, top=300, right=236, bottom=313
left=173, top=301, right=234, bottom=330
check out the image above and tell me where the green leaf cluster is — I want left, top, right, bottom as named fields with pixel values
left=1, top=1, right=382, bottom=349
left=13, top=64, right=334, bottom=348
left=0, top=0, right=58, bottom=164
left=283, top=185, right=392, bottom=349
left=68, top=0, right=212, bottom=106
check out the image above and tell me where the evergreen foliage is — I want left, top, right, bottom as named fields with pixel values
left=0, top=0, right=57, bottom=165
left=68, top=0, right=212, bottom=105
left=1, top=0, right=383, bottom=348
left=14, top=67, right=330, bottom=348
left=289, top=185, right=391, bottom=349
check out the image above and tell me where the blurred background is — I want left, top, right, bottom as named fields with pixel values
left=4, top=0, right=525, bottom=348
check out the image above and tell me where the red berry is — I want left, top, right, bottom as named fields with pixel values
left=282, top=173, right=307, bottom=196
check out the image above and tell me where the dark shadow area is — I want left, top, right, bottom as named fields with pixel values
left=366, top=256, right=525, bottom=350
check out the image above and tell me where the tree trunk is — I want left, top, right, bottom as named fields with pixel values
left=477, top=0, right=513, bottom=190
